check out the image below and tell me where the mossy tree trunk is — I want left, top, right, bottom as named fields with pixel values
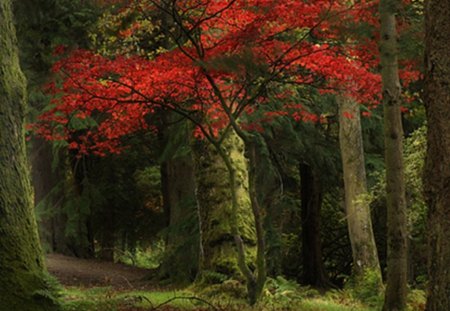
left=0, top=1, right=59, bottom=309
left=243, top=137, right=267, bottom=305
left=338, top=97, right=382, bottom=286
left=194, top=131, right=255, bottom=278
left=200, top=130, right=267, bottom=305
left=299, top=163, right=330, bottom=288
left=379, top=0, right=408, bottom=309
left=423, top=0, right=450, bottom=309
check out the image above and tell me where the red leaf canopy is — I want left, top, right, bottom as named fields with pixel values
left=33, top=0, right=418, bottom=155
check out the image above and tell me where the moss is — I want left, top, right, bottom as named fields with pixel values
left=0, top=1, right=60, bottom=309
left=345, top=268, right=384, bottom=308
left=194, top=131, right=256, bottom=277
left=196, top=279, right=248, bottom=301
left=1, top=270, right=61, bottom=311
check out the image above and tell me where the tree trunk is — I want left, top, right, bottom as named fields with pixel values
left=98, top=210, right=115, bottom=261
left=254, top=137, right=282, bottom=277
left=0, top=1, right=59, bottom=309
left=30, top=137, right=61, bottom=252
left=338, top=97, right=382, bottom=285
left=423, top=0, right=450, bottom=309
left=194, top=131, right=255, bottom=278
left=66, top=156, right=95, bottom=259
left=162, top=155, right=200, bottom=282
left=379, top=0, right=408, bottom=309
left=299, top=163, right=330, bottom=288
left=159, top=116, right=200, bottom=283
left=244, top=137, right=267, bottom=304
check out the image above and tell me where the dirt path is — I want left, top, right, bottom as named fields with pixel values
left=46, top=254, right=156, bottom=290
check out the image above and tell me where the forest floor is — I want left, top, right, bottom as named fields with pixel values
left=46, top=254, right=222, bottom=310
left=46, top=253, right=156, bottom=290
left=45, top=254, right=388, bottom=311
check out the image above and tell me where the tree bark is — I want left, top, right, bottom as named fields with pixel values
left=379, top=0, right=408, bottom=309
left=254, top=137, right=281, bottom=277
left=30, top=137, right=60, bottom=251
left=244, top=137, right=267, bottom=304
left=423, top=0, right=450, bottom=309
left=299, top=163, right=330, bottom=288
left=0, top=1, right=59, bottom=309
left=159, top=116, right=200, bottom=283
left=193, top=131, right=255, bottom=278
left=338, top=97, right=382, bottom=284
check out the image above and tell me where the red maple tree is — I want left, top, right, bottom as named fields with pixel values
left=30, top=1, right=421, bottom=304
left=31, top=0, right=422, bottom=155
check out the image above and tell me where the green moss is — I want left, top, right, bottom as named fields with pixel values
left=0, top=1, right=60, bottom=309
left=345, top=268, right=384, bottom=308
left=0, top=270, right=61, bottom=311
left=194, top=131, right=256, bottom=277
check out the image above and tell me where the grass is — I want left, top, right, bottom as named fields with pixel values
left=58, top=274, right=425, bottom=311
left=59, top=286, right=378, bottom=311
left=61, top=286, right=213, bottom=310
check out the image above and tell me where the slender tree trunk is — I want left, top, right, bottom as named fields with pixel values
left=379, top=0, right=408, bottom=309
left=0, top=1, right=59, bottom=309
left=66, top=156, right=95, bottom=258
left=98, top=210, right=115, bottom=261
left=254, top=137, right=281, bottom=277
left=338, top=97, right=382, bottom=285
left=299, top=163, right=330, bottom=288
left=30, top=137, right=72, bottom=256
left=244, top=137, right=267, bottom=304
left=30, top=137, right=60, bottom=251
left=423, top=0, right=450, bottom=309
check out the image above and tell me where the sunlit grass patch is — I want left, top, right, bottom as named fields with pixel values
left=60, top=286, right=207, bottom=310
left=298, top=297, right=373, bottom=311
left=58, top=284, right=425, bottom=311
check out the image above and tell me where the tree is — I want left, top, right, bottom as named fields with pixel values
left=194, top=131, right=256, bottom=278
left=0, top=1, right=59, bottom=309
left=14, top=0, right=101, bottom=257
left=379, top=0, right=408, bottom=309
left=338, top=96, right=382, bottom=285
left=159, top=115, right=201, bottom=283
left=31, top=0, right=403, bottom=304
left=299, top=163, right=329, bottom=287
left=423, top=0, right=450, bottom=309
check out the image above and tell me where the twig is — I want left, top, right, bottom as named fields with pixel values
left=148, top=295, right=223, bottom=311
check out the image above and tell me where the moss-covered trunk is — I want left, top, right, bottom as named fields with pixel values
left=0, top=1, right=59, bottom=309
left=244, top=137, right=267, bottom=304
left=194, top=131, right=255, bottom=278
left=379, top=0, right=408, bottom=309
left=423, top=0, right=450, bottom=309
left=338, top=97, right=382, bottom=286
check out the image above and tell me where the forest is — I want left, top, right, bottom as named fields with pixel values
left=0, top=0, right=449, bottom=310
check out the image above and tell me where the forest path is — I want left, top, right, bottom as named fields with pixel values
left=46, top=253, right=156, bottom=290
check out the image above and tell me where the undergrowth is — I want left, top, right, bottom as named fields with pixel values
left=59, top=278, right=426, bottom=311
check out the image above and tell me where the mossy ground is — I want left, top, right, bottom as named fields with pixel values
left=57, top=283, right=426, bottom=311
left=48, top=254, right=426, bottom=311
left=56, top=285, right=381, bottom=311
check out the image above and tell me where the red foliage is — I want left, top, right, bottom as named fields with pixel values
left=32, top=0, right=419, bottom=155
